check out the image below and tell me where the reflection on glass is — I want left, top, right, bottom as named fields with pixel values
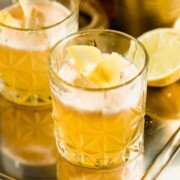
left=0, top=96, right=57, bottom=179
left=147, top=80, right=180, bottom=120
left=57, top=154, right=143, bottom=180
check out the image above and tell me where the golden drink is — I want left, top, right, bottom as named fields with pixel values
left=0, top=0, right=78, bottom=106
left=49, top=30, right=148, bottom=168
left=0, top=43, right=50, bottom=105
left=53, top=93, right=144, bottom=167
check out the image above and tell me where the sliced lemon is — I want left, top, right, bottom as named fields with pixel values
left=138, top=28, right=180, bottom=87
left=67, top=45, right=101, bottom=74
left=87, top=52, right=124, bottom=87
left=0, top=10, right=20, bottom=27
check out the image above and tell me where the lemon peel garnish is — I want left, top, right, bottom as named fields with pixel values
left=67, top=45, right=101, bottom=74
left=67, top=45, right=125, bottom=88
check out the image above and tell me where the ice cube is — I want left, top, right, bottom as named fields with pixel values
left=73, top=74, right=98, bottom=88
left=58, top=61, right=79, bottom=84
left=58, top=60, right=98, bottom=88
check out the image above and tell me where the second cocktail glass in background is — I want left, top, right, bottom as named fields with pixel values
left=0, top=0, right=79, bottom=106
left=49, top=29, right=148, bottom=168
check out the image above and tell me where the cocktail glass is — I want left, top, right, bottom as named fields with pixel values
left=0, top=0, right=79, bottom=106
left=49, top=29, right=148, bottom=168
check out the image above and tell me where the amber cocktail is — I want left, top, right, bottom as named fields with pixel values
left=0, top=0, right=79, bottom=106
left=49, top=29, right=148, bottom=168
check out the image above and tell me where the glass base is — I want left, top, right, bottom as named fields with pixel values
left=0, top=82, right=51, bottom=107
left=56, top=137, right=144, bottom=169
left=57, top=154, right=143, bottom=180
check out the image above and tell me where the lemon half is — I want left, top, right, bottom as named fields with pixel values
left=138, top=28, right=180, bottom=87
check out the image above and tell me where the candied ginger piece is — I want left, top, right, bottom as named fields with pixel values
left=87, top=52, right=124, bottom=87
left=67, top=45, right=101, bottom=74
left=0, top=10, right=20, bottom=27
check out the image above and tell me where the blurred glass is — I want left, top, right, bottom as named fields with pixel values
left=0, top=96, right=57, bottom=179
left=0, top=0, right=79, bottom=106
left=99, top=0, right=180, bottom=37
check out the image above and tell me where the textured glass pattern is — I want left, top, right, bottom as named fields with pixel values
left=0, top=0, right=79, bottom=106
left=53, top=93, right=145, bottom=168
left=57, top=154, right=143, bottom=180
left=0, top=45, right=50, bottom=106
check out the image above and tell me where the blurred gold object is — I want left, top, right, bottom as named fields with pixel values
left=0, top=173, right=15, bottom=180
left=0, top=96, right=57, bottom=166
left=57, top=155, right=143, bottom=180
left=79, top=0, right=109, bottom=30
left=114, top=0, right=180, bottom=37
left=146, top=80, right=180, bottom=121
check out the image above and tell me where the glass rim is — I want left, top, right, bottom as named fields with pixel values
left=0, top=0, right=79, bottom=31
left=49, top=29, right=149, bottom=91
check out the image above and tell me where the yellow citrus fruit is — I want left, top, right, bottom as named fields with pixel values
left=67, top=45, right=124, bottom=87
left=0, top=10, right=20, bottom=27
left=138, top=28, right=180, bottom=87
left=87, top=52, right=124, bottom=87
left=67, top=45, right=101, bottom=74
